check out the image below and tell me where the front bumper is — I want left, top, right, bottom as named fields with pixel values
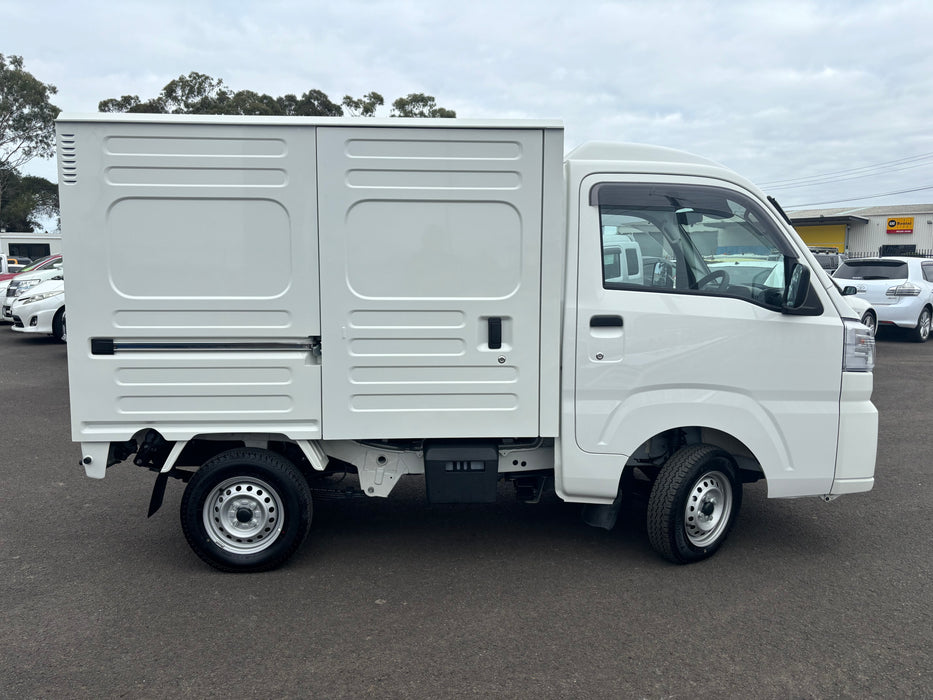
left=11, top=299, right=61, bottom=335
left=832, top=371, right=878, bottom=495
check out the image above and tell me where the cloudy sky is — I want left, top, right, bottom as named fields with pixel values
left=5, top=0, right=933, bottom=212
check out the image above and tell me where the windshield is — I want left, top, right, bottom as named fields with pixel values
left=17, top=255, right=57, bottom=273
left=834, top=260, right=907, bottom=281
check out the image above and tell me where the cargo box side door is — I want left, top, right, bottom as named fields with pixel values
left=317, top=126, right=544, bottom=439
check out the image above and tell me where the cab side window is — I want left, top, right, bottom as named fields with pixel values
left=594, top=183, right=795, bottom=309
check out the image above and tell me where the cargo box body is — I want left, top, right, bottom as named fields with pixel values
left=59, top=116, right=564, bottom=446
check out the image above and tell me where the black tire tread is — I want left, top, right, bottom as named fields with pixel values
left=646, top=444, right=739, bottom=564
left=180, top=447, right=312, bottom=573
left=52, top=306, right=65, bottom=342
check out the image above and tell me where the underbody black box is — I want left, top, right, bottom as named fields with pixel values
left=423, top=442, right=499, bottom=504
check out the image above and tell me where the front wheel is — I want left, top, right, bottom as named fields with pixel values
left=910, top=307, right=931, bottom=343
left=52, top=307, right=66, bottom=342
left=647, top=444, right=742, bottom=564
left=180, top=448, right=313, bottom=572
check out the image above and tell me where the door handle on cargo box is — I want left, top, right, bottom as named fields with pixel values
left=488, top=317, right=502, bottom=350
left=590, top=315, right=623, bottom=328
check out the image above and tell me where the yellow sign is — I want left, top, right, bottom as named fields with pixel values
left=886, top=217, right=914, bottom=234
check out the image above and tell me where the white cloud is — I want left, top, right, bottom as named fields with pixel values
left=6, top=0, right=933, bottom=209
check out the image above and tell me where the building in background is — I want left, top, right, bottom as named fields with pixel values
left=790, top=204, right=933, bottom=256
left=0, top=232, right=63, bottom=259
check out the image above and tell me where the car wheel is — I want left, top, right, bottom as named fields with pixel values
left=860, top=310, right=876, bottom=337
left=180, top=448, right=313, bottom=572
left=52, top=307, right=66, bottom=343
left=911, top=307, right=931, bottom=343
left=647, top=444, right=742, bottom=564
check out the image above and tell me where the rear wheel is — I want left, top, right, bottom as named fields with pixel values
left=180, top=448, right=313, bottom=572
left=911, top=307, right=931, bottom=343
left=647, top=444, right=742, bottom=564
left=860, top=310, right=876, bottom=337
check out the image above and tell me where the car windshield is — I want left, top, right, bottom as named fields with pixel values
left=834, top=261, right=907, bottom=281
left=706, top=257, right=782, bottom=286
left=16, top=255, right=56, bottom=273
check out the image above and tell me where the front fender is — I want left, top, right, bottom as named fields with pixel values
left=589, top=387, right=836, bottom=498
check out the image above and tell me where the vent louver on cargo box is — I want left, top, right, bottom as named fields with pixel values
left=59, top=133, right=77, bottom=184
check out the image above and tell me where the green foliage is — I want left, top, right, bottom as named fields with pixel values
left=99, top=74, right=454, bottom=119
left=390, top=93, right=456, bottom=118
left=0, top=53, right=61, bottom=225
left=0, top=54, right=61, bottom=170
left=342, top=92, right=385, bottom=117
left=0, top=168, right=59, bottom=232
left=99, top=72, right=343, bottom=117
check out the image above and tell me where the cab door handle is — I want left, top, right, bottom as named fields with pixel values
left=590, top=315, right=623, bottom=328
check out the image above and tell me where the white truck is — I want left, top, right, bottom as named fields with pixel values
left=57, top=114, right=878, bottom=572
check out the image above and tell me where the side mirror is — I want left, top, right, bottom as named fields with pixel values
left=842, top=285, right=858, bottom=296
left=782, top=263, right=811, bottom=314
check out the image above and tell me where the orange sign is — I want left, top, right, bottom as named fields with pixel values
left=886, top=217, right=914, bottom=234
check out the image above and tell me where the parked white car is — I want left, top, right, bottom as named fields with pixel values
left=10, top=277, right=66, bottom=342
left=2, top=258, right=64, bottom=322
left=834, top=282, right=877, bottom=336
left=834, top=257, right=933, bottom=342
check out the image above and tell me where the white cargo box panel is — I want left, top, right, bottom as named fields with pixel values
left=316, top=125, right=562, bottom=439
left=58, top=116, right=324, bottom=443
left=58, top=115, right=564, bottom=444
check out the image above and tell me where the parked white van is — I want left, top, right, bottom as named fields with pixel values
left=57, top=114, right=878, bottom=572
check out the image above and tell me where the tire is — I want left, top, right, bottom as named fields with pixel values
left=180, top=448, right=313, bottom=572
left=647, top=444, right=742, bottom=564
left=860, top=310, right=876, bottom=337
left=52, top=307, right=66, bottom=342
left=910, top=307, right=931, bottom=343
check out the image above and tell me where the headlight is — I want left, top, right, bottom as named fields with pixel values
left=19, top=290, right=64, bottom=305
left=12, top=279, right=42, bottom=295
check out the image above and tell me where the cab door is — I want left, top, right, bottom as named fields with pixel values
left=569, top=176, right=844, bottom=499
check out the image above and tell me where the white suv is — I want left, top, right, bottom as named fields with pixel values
left=834, top=257, right=933, bottom=342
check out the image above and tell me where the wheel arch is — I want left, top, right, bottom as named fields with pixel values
left=622, top=423, right=774, bottom=487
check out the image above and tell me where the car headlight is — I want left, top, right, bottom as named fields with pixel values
left=19, top=290, right=64, bottom=305
left=12, top=279, right=42, bottom=295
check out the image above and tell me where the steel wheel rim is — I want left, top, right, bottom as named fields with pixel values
left=684, top=470, right=733, bottom=547
left=202, top=476, right=284, bottom=554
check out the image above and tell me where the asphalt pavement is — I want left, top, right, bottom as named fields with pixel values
left=1, top=325, right=931, bottom=699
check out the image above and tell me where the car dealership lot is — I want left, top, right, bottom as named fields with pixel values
left=0, top=328, right=930, bottom=698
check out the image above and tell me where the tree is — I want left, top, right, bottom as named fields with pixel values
left=0, top=168, right=59, bottom=232
left=390, top=93, right=456, bottom=118
left=100, top=73, right=343, bottom=117
left=342, top=92, right=385, bottom=117
left=0, top=54, right=61, bottom=224
left=100, top=74, right=454, bottom=119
